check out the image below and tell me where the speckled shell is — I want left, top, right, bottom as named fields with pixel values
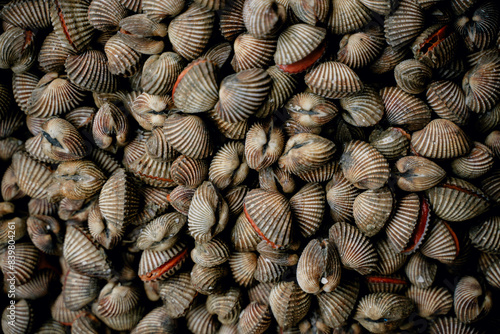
left=469, top=216, right=500, bottom=254
left=38, top=31, right=77, bottom=73
left=269, top=281, right=312, bottom=330
left=406, top=285, right=453, bottom=319
left=369, top=127, right=410, bottom=160
left=394, top=59, right=433, bottom=95
left=454, top=276, right=492, bottom=324
left=395, top=156, right=446, bottom=192
left=353, top=187, right=393, bottom=237
left=305, top=61, right=363, bottom=99
left=164, top=113, right=213, bottom=159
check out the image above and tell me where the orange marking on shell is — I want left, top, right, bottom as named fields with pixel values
left=440, top=183, right=487, bottom=200
left=139, top=247, right=189, bottom=281
left=54, top=0, right=76, bottom=51
left=442, top=221, right=460, bottom=256
left=419, top=25, right=450, bottom=55
left=172, top=58, right=209, bottom=103
left=402, top=197, right=430, bottom=254
left=243, top=203, right=281, bottom=249
left=366, top=276, right=408, bottom=285
left=278, top=42, right=326, bottom=74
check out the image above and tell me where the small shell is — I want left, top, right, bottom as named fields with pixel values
left=244, top=189, right=293, bottom=249
left=41, top=117, right=88, bottom=162
left=411, top=119, right=472, bottom=159
left=164, top=113, right=213, bottom=159
left=481, top=168, right=500, bottom=204
left=186, top=304, right=220, bottom=334
left=168, top=4, right=215, bottom=61
left=191, top=263, right=229, bottom=295
left=63, top=269, right=100, bottom=311
left=138, top=242, right=189, bottom=281
left=328, top=0, right=371, bottom=35
left=65, top=50, right=118, bottom=93
left=229, top=251, right=258, bottom=287
left=171, top=155, right=208, bottom=188
left=380, top=86, right=432, bottom=131
left=231, top=33, right=276, bottom=72
left=455, top=2, right=499, bottom=52
left=326, top=170, right=360, bottom=222
left=426, top=80, right=469, bottom=126
left=384, top=0, right=425, bottom=50
left=395, top=156, right=446, bottom=192
left=429, top=317, right=482, bottom=334
left=425, top=177, right=490, bottom=222
left=93, top=103, right=129, bottom=153
left=142, top=0, right=185, bottom=21
left=224, top=185, right=249, bottom=217
left=295, top=160, right=338, bottom=183
left=142, top=52, right=185, bottom=96
left=485, top=130, right=500, bottom=158
left=206, top=287, right=242, bottom=325
left=131, top=307, right=177, bottom=334
left=172, top=58, right=219, bottom=114
left=269, top=281, right=312, bottom=330
left=329, top=222, right=378, bottom=275
left=337, top=29, right=386, bottom=69
left=192, top=238, right=231, bottom=268
left=369, top=127, right=410, bottom=160
left=243, top=0, right=287, bottom=39
left=290, top=0, right=329, bottom=25
left=188, top=181, right=229, bottom=243
left=237, top=302, right=272, bottom=334
left=375, top=238, right=407, bottom=275
left=412, top=25, right=458, bottom=68
left=370, top=45, right=409, bottom=75
left=12, top=152, right=53, bottom=200
left=1, top=299, right=34, bottom=334
left=340, top=140, right=390, bottom=190
left=359, top=0, right=394, bottom=15
left=340, top=85, right=384, bottom=127
left=160, top=272, right=198, bottom=318
left=136, top=212, right=187, bottom=252
left=454, top=276, right=492, bottom=324
left=279, top=133, right=336, bottom=175
left=305, top=61, right=364, bottom=99
left=65, top=106, right=96, bottom=131
left=92, top=301, right=144, bottom=331
left=405, top=252, right=437, bottom=289
left=207, top=107, right=249, bottom=140
left=259, top=166, right=296, bottom=194
left=353, top=187, right=393, bottom=237
left=463, top=54, right=500, bottom=113
left=479, top=252, right=500, bottom=290
left=1, top=242, right=39, bottom=285
left=316, top=277, right=360, bottom=328
left=231, top=212, right=261, bottom=252
left=131, top=93, right=172, bottom=130
left=245, top=121, right=285, bottom=171
left=96, top=282, right=141, bottom=317
left=27, top=215, right=64, bottom=255
left=88, top=0, right=127, bottom=31
left=406, top=285, right=453, bottom=319
left=168, top=185, right=195, bottom=215
left=354, top=293, right=414, bottom=333
left=394, top=59, right=433, bottom=95
left=256, top=65, right=298, bottom=118
left=420, top=219, right=460, bottom=264
left=209, top=141, right=248, bottom=191
left=290, top=183, right=325, bottom=238
left=469, top=216, right=500, bottom=254
left=104, top=34, right=141, bottom=77
left=286, top=92, right=338, bottom=128
left=38, top=31, right=77, bottom=73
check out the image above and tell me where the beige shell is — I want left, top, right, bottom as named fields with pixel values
left=209, top=141, right=248, bottom=191
left=394, top=59, right=433, bottom=95
left=231, top=33, right=276, bottom=72
left=469, top=216, right=500, bottom=254
left=12, top=151, right=54, bottom=200
left=142, top=52, right=185, bottom=96
left=41, top=117, right=88, bottom=162
left=405, top=252, right=437, bottom=289
left=220, top=0, right=246, bottom=41
left=164, top=113, right=213, bottom=159
left=231, top=212, right=261, bottom=252
left=142, top=0, right=185, bottom=21
left=245, top=121, right=285, bottom=171
left=171, top=155, right=208, bottom=188
left=259, top=166, right=296, bottom=195
left=104, top=34, right=141, bottom=77
left=0, top=0, right=51, bottom=30
left=326, top=169, right=360, bottom=222
left=192, top=238, right=231, bottom=268
left=131, top=93, right=172, bottom=131
left=353, top=187, right=393, bottom=237
left=384, top=0, right=425, bottom=50
left=160, top=271, right=198, bottom=318
left=380, top=86, right=431, bottom=131
left=269, top=281, right=312, bottom=330
left=130, top=307, right=177, bottom=334
left=340, top=85, right=384, bottom=127
left=375, top=238, right=407, bottom=276
left=454, top=276, right=492, bottom=324
left=406, top=285, right=453, bottom=319
left=463, top=54, right=500, bottom=113
left=305, top=61, right=364, bottom=99
left=62, top=269, right=99, bottom=311
left=286, top=92, right=338, bottom=128
left=137, top=212, right=187, bottom=252
left=426, top=80, right=469, bottom=126
left=328, top=0, right=371, bottom=35
left=138, top=242, right=188, bottom=281
left=369, top=127, right=410, bottom=161
left=237, top=302, right=272, bottom=334
left=0, top=27, right=36, bottom=74
left=65, top=50, right=118, bottom=93
left=337, top=28, right=385, bottom=69
left=243, top=0, right=287, bottom=39
left=38, top=31, right=77, bottom=73
left=316, top=277, right=360, bottom=328
left=395, top=156, right=446, bottom=192
left=229, top=251, right=258, bottom=287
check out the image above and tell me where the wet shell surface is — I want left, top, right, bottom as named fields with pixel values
left=305, top=61, right=364, bottom=99
left=353, top=187, right=393, bottom=237
left=269, top=281, right=312, bottom=330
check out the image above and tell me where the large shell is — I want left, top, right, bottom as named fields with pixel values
left=353, top=187, right=393, bottom=237
left=394, top=59, right=433, bottom=95
left=168, top=4, right=215, bottom=61
left=455, top=1, right=499, bottom=52
left=395, top=156, right=446, bottom=192
left=469, top=216, right=500, bottom=254
left=340, top=85, right=384, bottom=127
left=131, top=307, right=177, bottom=334
left=290, top=183, right=325, bottom=238
left=412, top=25, right=458, bottom=69
left=316, top=278, right=360, bottom=328
left=425, top=177, right=490, bottom=222
left=0, top=27, right=36, bottom=74
left=452, top=142, right=494, bottom=179
left=454, top=276, right=492, bottom=324
left=88, top=0, right=127, bottom=32
left=329, top=222, right=378, bottom=275
left=429, top=317, right=482, bottom=334
left=384, top=0, right=425, bottom=50
left=245, top=121, right=285, bottom=171
left=340, top=140, right=390, bottom=190
left=164, top=113, right=213, bottom=159
left=65, top=50, right=118, bottom=93
left=269, top=281, right=311, bottom=330
left=1, top=0, right=51, bottom=30
left=419, top=219, right=460, bottom=264
left=243, top=0, right=287, bottom=39
left=380, top=86, right=431, bottom=131
left=104, top=34, right=141, bottom=77
left=244, top=189, right=293, bottom=249
left=369, top=127, right=410, bottom=161
left=305, top=61, right=363, bottom=99
left=426, top=80, right=469, bottom=126
left=463, top=54, right=500, bottom=113
left=406, top=285, right=453, bottom=319
left=337, top=28, right=385, bottom=69
left=237, top=302, right=272, bottom=334
left=328, top=0, right=371, bottom=35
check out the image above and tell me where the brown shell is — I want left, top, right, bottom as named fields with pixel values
left=329, top=222, right=378, bottom=275
left=257, top=66, right=298, bottom=118
left=337, top=29, right=385, bottom=69
left=27, top=214, right=64, bottom=255
left=340, top=85, right=384, bottom=127
left=228, top=251, right=258, bottom=287
left=38, top=31, right=77, bottom=73
left=412, top=25, right=458, bottom=68
left=192, top=238, right=231, bottom=268
left=105, top=34, right=141, bottom=77
left=452, top=142, right=494, bottom=179
left=237, top=302, right=272, bottom=334
left=406, top=285, right=453, bottom=319
left=12, top=151, right=53, bottom=200
left=142, top=0, right=185, bottom=21
left=425, top=177, right=490, bottom=222
left=353, top=187, right=393, bottom=237
left=243, top=0, right=287, bottom=39
left=485, top=130, right=500, bottom=158
left=394, top=59, right=433, bottom=95
left=220, top=0, right=246, bottom=41
left=224, top=185, right=249, bottom=217
left=131, top=307, right=177, bottom=334
left=395, top=156, right=446, bottom=192
left=138, top=242, right=188, bottom=281
left=295, top=160, right=338, bottom=183
left=455, top=1, right=499, bottom=52
left=463, top=54, right=500, bottom=113
left=142, top=52, right=185, bottom=96
left=12, top=72, right=38, bottom=114
left=186, top=304, right=220, bottom=334
left=0, top=27, right=36, bottom=74
left=305, top=61, right=364, bottom=99
left=469, top=216, right=500, bottom=254
left=245, top=121, right=285, bottom=171
left=328, top=0, right=371, bottom=35
left=207, top=106, right=249, bottom=140
left=384, top=0, right=425, bottom=50
left=316, top=278, right=360, bottom=328
left=369, top=127, right=410, bottom=161
left=406, top=252, right=437, bottom=289
left=375, top=238, right=407, bottom=275
left=160, top=271, right=198, bottom=318
left=63, top=269, right=100, bottom=311
left=380, top=86, right=432, bottom=131
left=290, top=0, right=329, bottom=25
left=171, top=155, right=208, bottom=188
left=88, top=0, right=127, bottom=32
left=1, top=242, right=39, bottom=285
left=326, top=169, right=360, bottom=222
left=231, top=212, right=261, bottom=252
left=340, top=140, right=390, bottom=190
left=370, top=45, right=409, bottom=75
left=232, top=33, right=276, bottom=72
left=168, top=4, right=215, bottom=61
left=429, top=317, right=482, bottom=334
left=206, top=287, right=242, bottom=325
left=454, top=276, right=492, bottom=324
left=420, top=219, right=460, bottom=264
left=191, top=263, right=229, bottom=295
left=290, top=183, right=325, bottom=238
left=65, top=50, right=118, bottom=93
left=164, top=113, right=213, bottom=159
left=269, top=281, right=312, bottom=330
left=209, top=141, right=248, bottom=191
left=259, top=166, right=296, bottom=195
left=2, top=299, right=34, bottom=333
left=169, top=185, right=195, bottom=215
left=96, top=282, right=140, bottom=318
left=0, top=0, right=51, bottom=30
left=137, top=212, right=186, bottom=252
left=426, top=80, right=469, bottom=126
left=286, top=92, right=338, bottom=128
left=481, top=168, right=500, bottom=204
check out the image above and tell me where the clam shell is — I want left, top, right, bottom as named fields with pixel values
left=25, top=133, right=57, bottom=163
left=1, top=165, right=24, bottom=202
left=32, top=319, right=66, bottom=334
left=326, top=169, right=360, bottom=222
left=290, top=0, right=329, bottom=25
left=105, top=34, right=141, bottom=77
left=328, top=0, right=371, bottom=35
left=485, top=130, right=500, bottom=158
left=0, top=0, right=51, bottom=30
left=243, top=0, right=287, bottom=39
left=186, top=304, right=220, bottom=334
left=244, top=189, right=293, bottom=249
left=454, top=276, right=492, bottom=324
left=394, top=59, right=433, bottom=95
left=96, top=282, right=140, bottom=317
left=88, top=0, right=127, bottom=31
left=137, top=212, right=186, bottom=252
left=119, top=13, right=168, bottom=37
left=90, top=147, right=121, bottom=177
left=259, top=166, right=296, bottom=195
left=405, top=252, right=437, bottom=289
left=224, top=185, right=249, bottom=217
left=365, top=274, right=408, bottom=294
left=192, top=238, right=231, bottom=268
left=1, top=299, right=34, bottom=334
left=426, top=80, right=469, bottom=126
left=395, top=156, right=446, bottom=192
left=275, top=24, right=326, bottom=74
left=142, top=0, right=185, bottom=21
left=231, top=33, right=276, bottom=72
left=429, top=317, right=482, bottom=334
left=229, top=251, right=258, bottom=287
left=296, top=238, right=341, bottom=294
left=463, top=54, right=500, bottom=113
left=305, top=61, right=364, bottom=99
left=188, top=181, right=229, bottom=243
left=358, top=0, right=394, bottom=15
left=353, top=187, right=393, bottom=237
left=138, top=242, right=188, bottom=281
left=329, top=222, right=378, bottom=275
left=142, top=52, right=185, bottom=96
left=65, top=106, right=96, bottom=131
left=92, top=301, right=144, bottom=331
left=25, top=116, right=47, bottom=137
left=479, top=252, right=500, bottom=290
left=380, top=86, right=431, bottom=131
left=453, top=144, right=493, bottom=181
left=170, top=155, right=208, bottom=188
left=256, top=65, right=298, bottom=118
left=220, top=0, right=246, bottom=41
left=65, top=50, right=118, bottom=93
left=470, top=217, right=500, bottom=254
left=12, top=152, right=53, bottom=200
left=481, top=168, right=500, bottom=204
left=412, top=25, right=458, bottom=68
left=384, top=0, right=425, bottom=50
left=455, top=1, right=499, bottom=52
left=0, top=27, right=36, bottom=74
left=406, top=285, right=453, bottom=319
left=354, top=293, right=414, bottom=333
left=28, top=198, right=57, bottom=217
left=340, top=140, right=390, bottom=190
left=202, top=42, right=232, bottom=69
left=168, top=185, right=195, bottom=215
left=209, top=141, right=248, bottom=191
left=295, top=160, right=338, bottom=183
left=375, top=238, right=407, bottom=275
left=370, top=45, right=409, bottom=75
left=255, top=256, right=288, bottom=283
left=290, top=183, right=325, bottom=238
left=340, top=85, right=384, bottom=127
left=283, top=118, right=321, bottom=137
left=117, top=31, right=165, bottom=55
left=168, top=4, right=215, bottom=61
left=1, top=242, right=39, bottom=285
left=63, top=269, right=100, bottom=311
left=269, top=281, right=312, bottom=330
left=173, top=58, right=218, bottom=114
left=63, top=225, right=112, bottom=279
left=411, top=119, right=472, bottom=159
left=369, top=127, right=410, bottom=160
left=245, top=121, right=285, bottom=171
left=316, top=278, right=360, bottom=328
left=12, top=72, right=38, bottom=114
left=231, top=212, right=261, bottom=252
left=286, top=92, right=338, bottom=128
left=50, top=0, right=95, bottom=52
left=160, top=272, right=198, bottom=318
left=164, top=113, right=213, bottom=159
left=279, top=133, right=336, bottom=175
left=207, top=106, right=249, bottom=140
left=206, top=287, right=242, bottom=325
left=41, top=117, right=88, bottom=162
left=38, top=31, right=77, bottom=73
left=217, top=68, right=272, bottom=123
left=131, top=94, right=172, bottom=131
left=191, top=263, right=229, bottom=295
left=131, top=307, right=177, bottom=334
left=425, top=177, right=490, bottom=222
left=27, top=214, right=63, bottom=255
left=237, top=302, right=272, bottom=334
left=337, top=29, right=385, bottom=69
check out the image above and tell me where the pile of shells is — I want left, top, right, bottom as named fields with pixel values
left=1, top=0, right=500, bottom=333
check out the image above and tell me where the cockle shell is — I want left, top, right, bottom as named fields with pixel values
left=269, top=281, right=312, bottom=330
left=305, top=61, right=363, bottom=99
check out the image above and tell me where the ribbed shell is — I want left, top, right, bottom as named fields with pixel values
left=329, top=222, right=378, bottom=275
left=451, top=142, right=494, bottom=179
left=365, top=274, right=408, bottom=294
left=242, top=0, right=287, bottom=39
left=412, top=25, right=458, bottom=69
left=455, top=1, right=499, bottom=52
left=0, top=26, right=36, bottom=74
left=340, top=140, right=389, bottom=190
left=206, top=287, right=242, bottom=325
left=12, top=152, right=53, bottom=200
left=481, top=168, right=500, bottom=204
left=231, top=212, right=261, bottom=252
left=138, top=242, right=188, bottom=281
left=105, top=34, right=140, bottom=77
left=232, top=34, right=276, bottom=72
left=224, top=185, right=249, bottom=217
left=96, top=282, right=140, bottom=317
left=463, top=54, right=500, bottom=113
left=130, top=307, right=177, bottom=334
left=328, top=0, right=371, bottom=35
left=164, top=113, right=213, bottom=159
left=337, top=30, right=385, bottom=69
left=244, top=189, right=292, bottom=249
left=257, top=66, right=297, bottom=118
left=369, top=127, right=410, bottom=160
left=406, top=286, right=453, bottom=319
left=220, top=0, right=245, bottom=41
left=217, top=68, right=271, bottom=123
left=207, top=107, right=249, bottom=140
left=469, top=217, right=500, bottom=254
left=192, top=238, right=231, bottom=268
left=420, top=220, right=459, bottom=264
left=289, top=183, right=325, bottom=238
left=305, top=61, right=363, bottom=99
left=454, top=276, right=492, bottom=324
left=142, top=52, right=184, bottom=96
left=370, top=45, right=409, bottom=75
left=340, top=85, right=384, bottom=127
left=237, top=302, right=271, bottom=334
left=269, top=281, right=312, bottom=330
left=426, top=80, right=469, bottom=126
left=38, top=31, right=77, bottom=73
left=394, top=59, right=433, bottom=95
left=395, top=156, right=446, bottom=192
left=0, top=242, right=38, bottom=286
left=160, top=272, right=198, bottom=318
left=63, top=225, right=112, bottom=279
left=406, top=252, right=437, bottom=288
left=65, top=50, right=118, bottom=93
left=254, top=256, right=287, bottom=282
left=142, top=0, right=184, bottom=21
left=295, top=160, right=337, bottom=183
left=375, top=238, right=407, bottom=275
left=191, top=263, right=229, bottom=295
left=186, top=304, right=220, bottom=334
left=245, top=122, right=285, bottom=171
left=63, top=270, right=100, bottom=310
left=188, top=181, right=229, bottom=243
left=429, top=317, right=481, bottom=334
left=12, top=72, right=38, bottom=114
left=168, top=4, right=214, bottom=61
left=88, top=0, right=127, bottom=31
left=380, top=86, right=431, bottom=131
left=1, top=0, right=51, bottom=30
left=136, top=212, right=186, bottom=252
left=286, top=92, right=338, bottom=128
left=33, top=319, right=66, bottom=334
left=326, top=170, right=359, bottom=222
left=209, top=141, right=248, bottom=190
left=173, top=58, right=218, bottom=114
left=92, top=302, right=144, bottom=331
left=425, top=177, right=490, bottom=222
left=384, top=0, right=425, bottom=50
left=353, top=187, right=393, bottom=237
left=1, top=299, right=34, bottom=334
left=171, top=155, right=208, bottom=188
left=169, top=185, right=195, bottom=215
left=316, top=278, right=360, bottom=328
left=485, top=130, right=500, bottom=158
left=228, top=251, right=258, bottom=287
left=50, top=0, right=95, bottom=52
left=41, top=117, right=88, bottom=162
